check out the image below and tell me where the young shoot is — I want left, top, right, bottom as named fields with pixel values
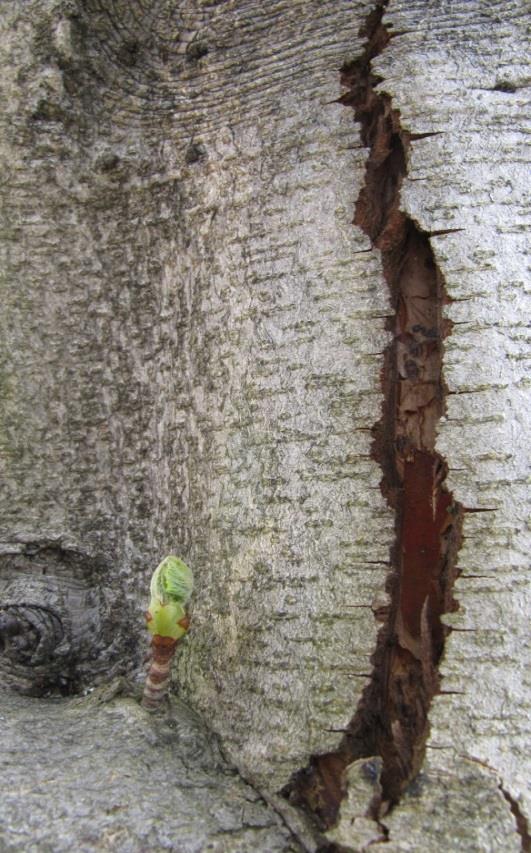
left=141, top=555, right=193, bottom=711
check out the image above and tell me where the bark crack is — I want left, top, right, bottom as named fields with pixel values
left=500, top=786, right=531, bottom=853
left=464, top=755, right=531, bottom=853
left=283, top=0, right=464, bottom=832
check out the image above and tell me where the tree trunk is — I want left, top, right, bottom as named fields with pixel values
left=0, top=1, right=529, bottom=851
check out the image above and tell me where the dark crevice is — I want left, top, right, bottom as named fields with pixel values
left=283, top=1, right=465, bottom=832
left=409, top=131, right=444, bottom=141
left=500, top=786, right=531, bottom=853
left=463, top=755, right=530, bottom=853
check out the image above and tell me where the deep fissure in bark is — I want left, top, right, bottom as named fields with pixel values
left=500, top=786, right=531, bottom=853
left=283, top=3, right=464, bottom=829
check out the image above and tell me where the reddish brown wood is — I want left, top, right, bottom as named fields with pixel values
left=141, top=635, right=179, bottom=711
left=285, top=2, right=464, bottom=827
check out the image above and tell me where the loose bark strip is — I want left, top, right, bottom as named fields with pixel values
left=284, top=1, right=465, bottom=826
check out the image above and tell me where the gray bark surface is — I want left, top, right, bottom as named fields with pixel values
left=0, top=0, right=529, bottom=851
left=0, top=686, right=300, bottom=853
left=371, top=1, right=531, bottom=845
left=0, top=0, right=392, bottom=789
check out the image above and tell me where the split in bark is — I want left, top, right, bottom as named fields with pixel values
left=500, top=785, right=531, bottom=853
left=284, top=1, right=465, bottom=828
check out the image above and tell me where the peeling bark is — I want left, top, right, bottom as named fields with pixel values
left=285, top=3, right=465, bottom=823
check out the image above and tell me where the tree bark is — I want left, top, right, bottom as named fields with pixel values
left=0, top=1, right=529, bottom=851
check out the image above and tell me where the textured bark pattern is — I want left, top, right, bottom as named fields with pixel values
left=0, top=0, right=393, bottom=789
left=337, top=0, right=530, bottom=846
left=322, top=756, right=523, bottom=853
left=0, top=687, right=300, bottom=853
left=0, top=0, right=529, bottom=850
left=0, top=543, right=135, bottom=694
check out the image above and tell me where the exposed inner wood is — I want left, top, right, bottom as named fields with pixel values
left=283, top=3, right=464, bottom=827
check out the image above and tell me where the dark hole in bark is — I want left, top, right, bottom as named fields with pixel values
left=493, top=79, right=517, bottom=93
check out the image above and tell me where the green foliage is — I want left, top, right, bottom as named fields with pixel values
left=150, top=556, right=194, bottom=605
left=147, top=556, right=193, bottom=639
